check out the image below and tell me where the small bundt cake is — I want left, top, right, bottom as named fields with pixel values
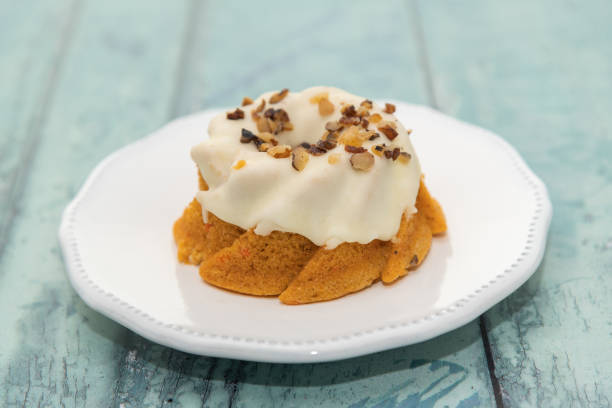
left=173, top=87, right=446, bottom=304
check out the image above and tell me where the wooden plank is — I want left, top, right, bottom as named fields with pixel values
left=0, top=0, right=77, bottom=254
left=110, top=324, right=492, bottom=407
left=110, top=0, right=497, bottom=406
left=174, top=0, right=431, bottom=113
left=0, top=1, right=191, bottom=406
left=417, top=0, right=612, bottom=405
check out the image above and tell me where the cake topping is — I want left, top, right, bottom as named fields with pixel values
left=378, top=122, right=398, bottom=141
left=192, top=86, right=421, bottom=248
left=267, top=145, right=291, bottom=158
left=383, top=103, right=396, bottom=114
left=269, top=88, right=289, bottom=104
left=291, top=146, right=309, bottom=171
left=242, top=97, right=253, bottom=106
left=227, top=108, right=245, bottom=120
left=350, top=151, right=375, bottom=171
left=344, top=145, right=366, bottom=153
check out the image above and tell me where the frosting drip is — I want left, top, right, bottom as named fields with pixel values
left=191, top=86, right=421, bottom=248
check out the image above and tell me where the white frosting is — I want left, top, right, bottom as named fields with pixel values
left=191, top=86, right=421, bottom=248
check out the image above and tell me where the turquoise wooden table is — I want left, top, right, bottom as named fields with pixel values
left=1, top=1, right=611, bottom=406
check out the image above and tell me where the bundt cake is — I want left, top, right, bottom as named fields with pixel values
left=173, top=87, right=446, bottom=304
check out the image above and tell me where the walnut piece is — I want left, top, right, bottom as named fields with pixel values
left=350, top=152, right=375, bottom=171
left=398, top=151, right=412, bottom=164
left=267, top=145, right=291, bottom=158
left=378, top=123, right=398, bottom=141
left=226, top=108, right=245, bottom=120
left=325, top=121, right=342, bottom=131
left=383, top=103, right=396, bottom=114
left=269, top=88, right=289, bottom=104
left=242, top=97, right=253, bottom=106
left=368, top=113, right=382, bottom=123
left=291, top=147, right=309, bottom=171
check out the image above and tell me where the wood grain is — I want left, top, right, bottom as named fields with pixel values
left=0, top=1, right=191, bottom=406
left=0, top=0, right=78, bottom=258
left=418, top=0, right=612, bottom=405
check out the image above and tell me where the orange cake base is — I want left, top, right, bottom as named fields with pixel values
left=173, top=177, right=446, bottom=304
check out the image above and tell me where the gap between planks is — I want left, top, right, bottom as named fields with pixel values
left=0, top=0, right=82, bottom=263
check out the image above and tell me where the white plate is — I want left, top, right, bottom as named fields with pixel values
left=59, top=103, right=552, bottom=363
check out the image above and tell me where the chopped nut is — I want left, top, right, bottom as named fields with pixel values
left=269, top=88, right=289, bottom=104
left=392, top=147, right=400, bottom=161
left=384, top=149, right=393, bottom=159
left=383, top=103, right=396, bottom=114
left=253, top=137, right=265, bottom=151
left=360, top=100, right=373, bottom=109
left=267, top=118, right=278, bottom=133
left=369, top=132, right=380, bottom=141
left=291, top=147, right=309, bottom=171
left=258, top=132, right=275, bottom=143
left=227, top=108, right=245, bottom=120
left=338, top=126, right=366, bottom=147
left=317, top=139, right=337, bottom=150
left=328, top=153, right=340, bottom=164
left=350, top=152, right=375, bottom=171
left=256, top=116, right=270, bottom=132
left=356, top=106, right=370, bottom=118
left=398, top=151, right=412, bottom=164
left=378, top=124, right=398, bottom=141
left=339, top=116, right=361, bottom=125
left=371, top=145, right=384, bottom=157
left=233, top=160, right=246, bottom=170
left=341, top=104, right=357, bottom=117
left=251, top=99, right=266, bottom=120
left=325, top=121, right=342, bottom=131
left=259, top=142, right=271, bottom=152
left=308, top=145, right=327, bottom=156
left=240, top=128, right=257, bottom=143
left=369, top=113, right=382, bottom=123
left=283, top=122, right=294, bottom=131
left=406, top=129, right=412, bottom=135
left=264, top=108, right=275, bottom=118
left=309, top=92, right=329, bottom=104
left=324, top=131, right=339, bottom=141
left=318, top=98, right=335, bottom=116
left=273, top=109, right=290, bottom=122
left=361, top=118, right=369, bottom=129
left=345, top=145, right=366, bottom=153
left=242, top=97, right=253, bottom=106
left=267, top=145, right=291, bottom=158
